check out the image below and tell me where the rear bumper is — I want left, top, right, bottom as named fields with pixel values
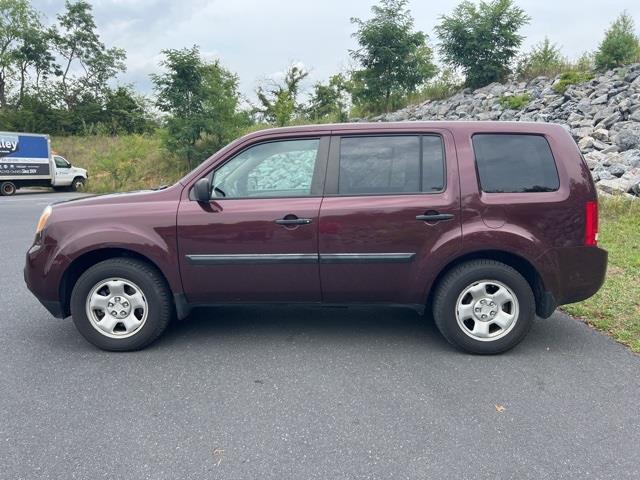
left=537, top=246, right=608, bottom=306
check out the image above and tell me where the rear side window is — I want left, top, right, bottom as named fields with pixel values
left=338, top=135, right=444, bottom=195
left=472, top=134, right=559, bottom=193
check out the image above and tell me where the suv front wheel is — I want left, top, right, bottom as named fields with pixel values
left=433, top=260, right=535, bottom=354
left=70, top=258, right=173, bottom=351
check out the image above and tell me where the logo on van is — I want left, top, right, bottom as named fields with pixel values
left=0, top=135, right=19, bottom=157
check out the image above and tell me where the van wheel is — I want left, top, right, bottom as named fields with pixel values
left=70, top=177, right=85, bottom=191
left=70, top=258, right=173, bottom=351
left=1, top=181, right=17, bottom=196
left=432, top=260, right=535, bottom=354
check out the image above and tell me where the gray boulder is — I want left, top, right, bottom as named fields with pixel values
left=578, top=136, right=595, bottom=151
left=593, top=167, right=615, bottom=180
left=584, top=151, right=605, bottom=169
left=599, top=112, right=622, bottom=129
left=591, top=128, right=610, bottom=142
left=609, top=164, right=627, bottom=177
left=597, top=178, right=632, bottom=194
left=620, top=149, right=640, bottom=167
left=613, top=123, right=640, bottom=150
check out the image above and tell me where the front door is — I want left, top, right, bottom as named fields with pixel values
left=177, top=137, right=329, bottom=304
left=52, top=155, right=73, bottom=186
left=318, top=132, right=461, bottom=304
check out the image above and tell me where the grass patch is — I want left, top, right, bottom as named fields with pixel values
left=552, top=70, right=593, bottom=94
left=499, top=93, right=531, bottom=110
left=52, top=134, right=184, bottom=193
left=563, top=196, right=640, bottom=353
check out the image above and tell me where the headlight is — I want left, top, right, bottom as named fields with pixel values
left=36, top=205, right=52, bottom=235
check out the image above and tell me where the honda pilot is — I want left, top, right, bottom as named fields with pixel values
left=25, top=122, right=608, bottom=353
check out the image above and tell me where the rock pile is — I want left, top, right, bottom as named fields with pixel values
left=374, top=64, right=640, bottom=197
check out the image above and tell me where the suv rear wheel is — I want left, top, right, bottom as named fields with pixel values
left=70, top=258, right=173, bottom=351
left=433, top=260, right=535, bottom=354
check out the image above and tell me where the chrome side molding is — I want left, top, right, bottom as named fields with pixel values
left=186, top=252, right=416, bottom=265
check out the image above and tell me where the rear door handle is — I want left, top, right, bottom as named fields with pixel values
left=416, top=213, right=454, bottom=222
left=275, top=217, right=313, bottom=226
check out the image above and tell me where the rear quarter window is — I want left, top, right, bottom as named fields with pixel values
left=472, top=134, right=559, bottom=193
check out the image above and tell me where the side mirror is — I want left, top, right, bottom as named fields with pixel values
left=193, top=178, right=211, bottom=203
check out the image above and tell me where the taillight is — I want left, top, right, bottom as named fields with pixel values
left=585, top=201, right=598, bottom=246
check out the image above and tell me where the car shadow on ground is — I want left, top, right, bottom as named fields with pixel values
left=36, top=303, right=611, bottom=357
left=157, top=305, right=452, bottom=351
left=12, top=188, right=55, bottom=195
left=150, top=305, right=612, bottom=357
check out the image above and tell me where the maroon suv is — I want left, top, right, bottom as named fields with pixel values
left=25, top=122, right=607, bottom=353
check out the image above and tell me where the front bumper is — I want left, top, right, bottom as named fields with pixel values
left=24, top=242, right=67, bottom=319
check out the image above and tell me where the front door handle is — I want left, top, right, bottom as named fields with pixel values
left=275, top=216, right=313, bottom=226
left=416, top=213, right=454, bottom=222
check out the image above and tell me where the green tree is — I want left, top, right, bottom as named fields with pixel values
left=255, top=64, right=309, bottom=126
left=306, top=74, right=349, bottom=122
left=152, top=46, right=246, bottom=170
left=594, top=12, right=640, bottom=71
left=436, top=0, right=530, bottom=89
left=102, top=87, right=155, bottom=135
left=53, top=0, right=126, bottom=105
left=349, top=0, right=436, bottom=113
left=0, top=0, right=45, bottom=107
left=13, top=22, right=58, bottom=106
left=0, top=0, right=152, bottom=135
left=516, top=37, right=567, bottom=80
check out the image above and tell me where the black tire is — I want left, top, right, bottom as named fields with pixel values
left=70, top=177, right=85, bottom=192
left=70, top=258, right=173, bottom=351
left=432, top=260, right=535, bottom=354
left=1, top=181, right=17, bottom=196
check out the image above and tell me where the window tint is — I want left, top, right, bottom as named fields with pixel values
left=472, top=134, right=559, bottom=193
left=422, top=135, right=445, bottom=192
left=212, top=139, right=319, bottom=198
left=338, top=135, right=444, bottom=195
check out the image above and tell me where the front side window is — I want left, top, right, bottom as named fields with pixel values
left=337, top=135, right=445, bottom=195
left=472, top=134, right=560, bottom=193
left=54, top=156, right=70, bottom=169
left=211, top=138, right=320, bottom=198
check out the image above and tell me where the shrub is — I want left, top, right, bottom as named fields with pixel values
left=349, top=0, right=437, bottom=114
left=499, top=93, right=531, bottom=110
left=404, top=68, right=463, bottom=105
left=594, top=12, right=640, bottom=71
left=436, top=0, right=530, bottom=89
left=572, top=52, right=595, bottom=72
left=553, top=71, right=593, bottom=94
left=516, top=38, right=568, bottom=80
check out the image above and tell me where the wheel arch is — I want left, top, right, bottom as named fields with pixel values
left=426, top=249, right=554, bottom=319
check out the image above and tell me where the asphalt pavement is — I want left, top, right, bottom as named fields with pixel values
left=1, top=189, right=639, bottom=479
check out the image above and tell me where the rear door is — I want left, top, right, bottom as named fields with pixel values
left=177, top=136, right=329, bottom=304
left=318, top=130, right=461, bottom=304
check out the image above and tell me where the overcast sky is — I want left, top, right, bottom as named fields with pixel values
left=32, top=0, right=640, bottom=101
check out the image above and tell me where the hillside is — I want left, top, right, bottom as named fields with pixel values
left=374, top=64, right=640, bottom=198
